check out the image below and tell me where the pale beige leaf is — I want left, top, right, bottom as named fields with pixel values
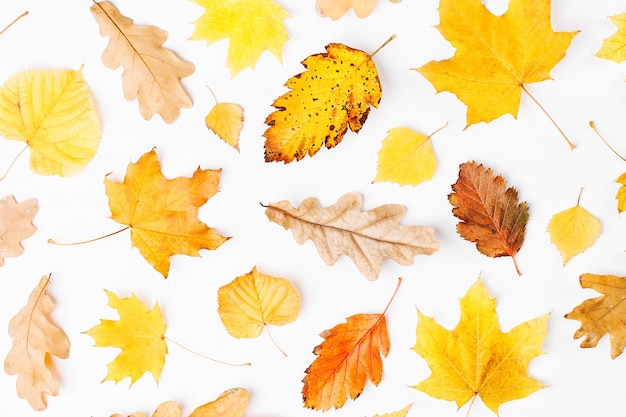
left=265, top=192, right=439, bottom=280
left=0, top=195, right=37, bottom=266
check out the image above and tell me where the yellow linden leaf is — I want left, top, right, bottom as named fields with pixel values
left=84, top=290, right=167, bottom=385
left=596, top=14, right=626, bottom=63
left=264, top=42, right=383, bottom=163
left=0, top=68, right=100, bottom=177
left=547, top=191, right=601, bottom=265
left=218, top=266, right=299, bottom=354
left=205, top=102, right=244, bottom=151
left=416, top=0, right=576, bottom=136
left=616, top=172, right=626, bottom=213
left=412, top=278, right=547, bottom=415
left=189, top=0, right=289, bottom=76
left=369, top=404, right=412, bottom=417
left=374, top=126, right=443, bottom=186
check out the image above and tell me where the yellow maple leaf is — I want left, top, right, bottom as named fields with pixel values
left=416, top=0, right=576, bottom=147
left=189, top=0, right=289, bottom=76
left=205, top=98, right=244, bottom=151
left=547, top=190, right=601, bottom=265
left=264, top=42, right=385, bottom=163
left=0, top=68, right=100, bottom=177
left=218, top=266, right=299, bottom=355
left=596, top=14, right=626, bottom=63
left=104, top=149, right=229, bottom=278
left=91, top=1, right=195, bottom=123
left=374, top=126, right=445, bottom=186
left=315, top=0, right=401, bottom=20
left=616, top=173, right=626, bottom=213
left=412, top=278, right=547, bottom=415
left=84, top=290, right=167, bottom=385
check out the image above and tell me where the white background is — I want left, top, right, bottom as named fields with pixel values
left=2, top=0, right=626, bottom=416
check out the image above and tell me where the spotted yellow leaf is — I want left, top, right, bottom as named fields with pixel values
left=0, top=68, right=100, bottom=177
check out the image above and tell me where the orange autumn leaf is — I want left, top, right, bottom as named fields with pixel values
left=565, top=273, right=626, bottom=359
left=104, top=149, right=228, bottom=277
left=416, top=0, right=577, bottom=148
left=316, top=0, right=401, bottom=20
left=263, top=41, right=385, bottom=163
left=0, top=195, right=38, bottom=266
left=4, top=275, right=70, bottom=411
left=91, top=1, right=195, bottom=123
left=449, top=161, right=528, bottom=275
left=302, top=279, right=400, bottom=410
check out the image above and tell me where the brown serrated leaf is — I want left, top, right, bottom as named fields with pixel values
left=0, top=195, right=38, bottom=266
left=449, top=161, right=528, bottom=275
left=265, top=192, right=438, bottom=280
left=91, top=1, right=195, bottom=123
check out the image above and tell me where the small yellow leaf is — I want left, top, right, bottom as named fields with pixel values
left=188, top=387, right=249, bottom=417
left=370, top=404, right=412, bottom=417
left=547, top=193, right=601, bottom=265
left=0, top=68, right=100, bottom=177
left=596, top=14, right=626, bottom=63
left=374, top=127, right=437, bottom=186
left=218, top=266, right=299, bottom=348
left=84, top=291, right=167, bottom=385
left=616, top=172, right=626, bottom=213
left=205, top=103, right=244, bottom=151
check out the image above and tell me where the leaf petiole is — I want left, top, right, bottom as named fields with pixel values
left=0, top=144, right=28, bottom=181
left=0, top=11, right=28, bottom=37
left=589, top=120, right=626, bottom=162
left=521, top=84, right=575, bottom=150
left=164, top=336, right=251, bottom=367
left=47, top=226, right=130, bottom=246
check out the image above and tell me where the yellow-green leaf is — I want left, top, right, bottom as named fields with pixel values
left=374, top=127, right=438, bottom=186
left=596, top=14, right=626, bottom=63
left=0, top=68, right=100, bottom=177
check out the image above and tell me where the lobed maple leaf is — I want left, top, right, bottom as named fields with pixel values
left=0, top=195, right=38, bottom=266
left=91, top=1, right=195, bottom=123
left=416, top=0, right=577, bottom=147
left=84, top=290, right=167, bottom=385
left=0, top=68, right=100, bottom=177
left=4, top=276, right=70, bottom=411
left=596, top=14, right=626, bottom=63
left=104, top=149, right=229, bottom=278
left=315, top=0, right=401, bottom=20
left=412, top=278, right=547, bottom=415
left=302, top=279, right=400, bottom=410
left=265, top=192, right=438, bottom=280
left=449, top=161, right=528, bottom=275
left=189, top=0, right=289, bottom=76
left=263, top=42, right=383, bottom=163
left=565, top=273, right=626, bottom=359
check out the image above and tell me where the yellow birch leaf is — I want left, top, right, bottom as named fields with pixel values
left=0, top=68, right=100, bottom=177
left=189, top=0, right=289, bottom=76
left=412, top=278, right=547, bottom=415
left=218, top=266, right=299, bottom=354
left=374, top=127, right=438, bottom=186
left=84, top=290, right=167, bottom=385
left=205, top=103, right=244, bottom=151
left=547, top=191, right=601, bottom=265
left=596, top=14, right=626, bottom=63
left=616, top=172, right=626, bottom=213
left=369, top=404, right=412, bottom=417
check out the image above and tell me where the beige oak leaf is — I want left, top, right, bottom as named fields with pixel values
left=265, top=192, right=438, bottom=280
left=0, top=195, right=38, bottom=266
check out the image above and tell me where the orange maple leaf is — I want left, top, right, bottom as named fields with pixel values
left=104, top=149, right=228, bottom=277
left=302, top=279, right=400, bottom=410
left=449, top=161, right=528, bottom=275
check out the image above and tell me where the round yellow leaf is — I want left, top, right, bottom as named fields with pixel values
left=547, top=204, right=601, bottom=265
left=205, top=102, right=244, bottom=151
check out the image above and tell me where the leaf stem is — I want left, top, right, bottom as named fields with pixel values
left=264, top=325, right=288, bottom=357
left=521, top=84, right=575, bottom=150
left=164, top=336, right=251, bottom=367
left=465, top=394, right=477, bottom=417
left=205, top=85, right=219, bottom=105
left=381, top=277, right=402, bottom=316
left=589, top=120, right=626, bottom=162
left=47, top=226, right=130, bottom=245
left=428, top=122, right=449, bottom=140
left=0, top=11, right=28, bottom=36
left=370, top=35, right=396, bottom=58
left=0, top=144, right=28, bottom=181
left=511, top=256, right=522, bottom=276
left=576, top=187, right=583, bottom=206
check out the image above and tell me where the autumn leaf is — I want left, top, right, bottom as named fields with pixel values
left=85, top=290, right=167, bottom=385
left=264, top=40, right=389, bottom=163
left=302, top=279, right=400, bottom=410
left=374, top=125, right=446, bottom=186
left=189, top=0, right=289, bottom=76
left=412, top=278, right=547, bottom=415
left=188, top=387, right=249, bottom=417
left=0, top=195, right=37, bottom=266
left=416, top=0, right=577, bottom=148
left=565, top=273, right=626, bottom=359
left=264, top=192, right=438, bottom=280
left=0, top=68, right=100, bottom=177
left=370, top=404, right=412, bottom=417
left=205, top=89, right=244, bottom=151
left=103, top=149, right=228, bottom=278
left=91, top=1, right=195, bottom=123
left=616, top=172, right=626, bottom=213
left=4, top=275, right=70, bottom=411
left=111, top=401, right=181, bottom=417
left=449, top=161, right=528, bottom=275
left=316, top=0, right=401, bottom=20
left=547, top=189, right=601, bottom=265
left=596, top=14, right=626, bottom=63
left=218, top=266, right=299, bottom=355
